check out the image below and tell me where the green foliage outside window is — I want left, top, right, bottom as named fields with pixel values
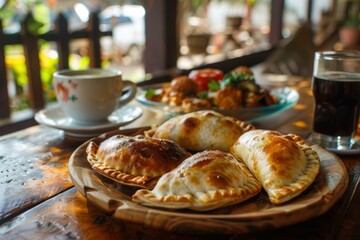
left=1, top=0, right=109, bottom=112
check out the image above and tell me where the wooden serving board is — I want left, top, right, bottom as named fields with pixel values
left=68, top=127, right=348, bottom=234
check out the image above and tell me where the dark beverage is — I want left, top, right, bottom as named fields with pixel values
left=312, top=72, right=360, bottom=137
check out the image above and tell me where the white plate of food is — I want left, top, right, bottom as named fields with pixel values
left=136, top=84, right=299, bottom=122
left=136, top=67, right=299, bottom=122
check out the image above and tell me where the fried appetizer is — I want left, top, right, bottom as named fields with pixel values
left=214, top=86, right=243, bottom=109
left=161, top=76, right=198, bottom=106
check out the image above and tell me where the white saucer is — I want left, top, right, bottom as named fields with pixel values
left=35, top=105, right=143, bottom=138
left=326, top=141, right=360, bottom=156
left=307, top=134, right=360, bottom=156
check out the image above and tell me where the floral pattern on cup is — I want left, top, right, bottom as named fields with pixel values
left=56, top=80, right=79, bottom=103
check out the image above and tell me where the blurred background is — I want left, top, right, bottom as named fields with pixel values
left=0, top=0, right=358, bottom=113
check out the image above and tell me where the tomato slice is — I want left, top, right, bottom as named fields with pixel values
left=189, top=68, right=224, bottom=91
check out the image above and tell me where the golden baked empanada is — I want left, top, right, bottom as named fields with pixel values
left=145, top=110, right=254, bottom=152
left=132, top=150, right=262, bottom=211
left=230, top=129, right=320, bottom=204
left=86, top=135, right=191, bottom=189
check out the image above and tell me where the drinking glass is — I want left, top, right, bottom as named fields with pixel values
left=310, top=51, right=360, bottom=151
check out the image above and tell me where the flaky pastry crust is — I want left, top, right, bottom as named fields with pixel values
left=230, top=129, right=320, bottom=204
left=132, top=150, right=262, bottom=211
left=145, top=110, right=254, bottom=152
left=86, top=135, right=191, bottom=189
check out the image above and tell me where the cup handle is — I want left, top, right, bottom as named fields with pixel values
left=118, top=80, right=137, bottom=106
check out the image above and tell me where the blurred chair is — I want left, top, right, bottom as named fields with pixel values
left=262, top=24, right=316, bottom=77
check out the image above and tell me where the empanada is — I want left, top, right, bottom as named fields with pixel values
left=132, top=150, right=262, bottom=211
left=230, top=129, right=320, bottom=204
left=86, top=135, right=191, bottom=189
left=145, top=110, right=254, bottom=152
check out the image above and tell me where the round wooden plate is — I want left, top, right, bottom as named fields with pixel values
left=68, top=127, right=348, bottom=234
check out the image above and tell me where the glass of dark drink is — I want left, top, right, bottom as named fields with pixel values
left=310, top=51, right=360, bottom=151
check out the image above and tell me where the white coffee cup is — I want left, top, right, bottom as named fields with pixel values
left=53, top=68, right=137, bottom=124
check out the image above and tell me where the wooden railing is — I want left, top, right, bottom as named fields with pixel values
left=0, top=3, right=279, bottom=136
left=0, top=11, right=111, bottom=120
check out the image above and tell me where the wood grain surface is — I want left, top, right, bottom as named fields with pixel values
left=0, top=127, right=79, bottom=221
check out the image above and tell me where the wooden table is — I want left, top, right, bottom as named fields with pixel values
left=0, top=78, right=359, bottom=240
